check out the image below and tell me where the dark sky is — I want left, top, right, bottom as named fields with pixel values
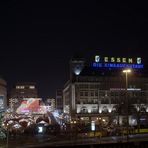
left=0, top=1, right=148, bottom=98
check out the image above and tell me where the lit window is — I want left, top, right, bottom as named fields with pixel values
left=21, top=86, right=25, bottom=89
left=16, top=86, right=24, bottom=89
left=16, top=86, right=20, bottom=89
left=29, top=86, right=35, bottom=89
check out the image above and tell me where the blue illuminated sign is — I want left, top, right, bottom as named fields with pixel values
left=92, top=62, right=144, bottom=69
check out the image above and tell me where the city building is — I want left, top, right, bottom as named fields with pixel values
left=45, top=98, right=56, bottom=112
left=0, top=78, right=7, bottom=111
left=63, top=54, right=148, bottom=127
left=9, top=82, right=38, bottom=110
left=56, top=89, right=63, bottom=112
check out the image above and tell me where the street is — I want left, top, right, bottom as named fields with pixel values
left=1, top=133, right=148, bottom=148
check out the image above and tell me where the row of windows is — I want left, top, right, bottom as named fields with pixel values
left=78, top=84, right=100, bottom=89
left=79, top=91, right=126, bottom=97
left=79, top=91, right=147, bottom=97
left=79, top=91, right=122, bottom=97
left=77, top=99, right=98, bottom=104
left=80, top=91, right=98, bottom=97
left=77, top=97, right=148, bottom=104
left=16, top=85, right=35, bottom=89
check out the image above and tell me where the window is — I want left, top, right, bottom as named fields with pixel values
left=95, top=91, right=98, bottom=96
left=90, top=92, right=94, bottom=96
left=88, top=99, right=92, bottom=103
left=80, top=92, right=83, bottom=96
left=29, top=86, right=35, bottom=89
left=85, top=92, right=88, bottom=96
left=16, top=86, right=24, bottom=89
left=16, top=86, right=19, bottom=89
left=91, top=108, right=98, bottom=113
left=102, top=106, right=108, bottom=113
left=93, top=99, right=98, bottom=103
left=21, top=86, right=25, bottom=89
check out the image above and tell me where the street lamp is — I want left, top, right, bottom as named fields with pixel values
left=123, top=69, right=131, bottom=142
left=6, top=123, right=9, bottom=148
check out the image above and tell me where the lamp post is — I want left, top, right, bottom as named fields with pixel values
left=6, top=123, right=9, bottom=148
left=123, top=69, right=131, bottom=142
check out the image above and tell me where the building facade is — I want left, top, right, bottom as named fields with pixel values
left=45, top=98, right=56, bottom=112
left=56, top=89, right=63, bottom=112
left=0, top=78, right=7, bottom=111
left=63, top=55, right=148, bottom=126
left=9, top=82, right=38, bottom=110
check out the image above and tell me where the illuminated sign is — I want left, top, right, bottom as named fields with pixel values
left=92, top=55, right=144, bottom=69
left=110, top=88, right=141, bottom=91
left=95, top=56, right=142, bottom=64
left=38, top=126, right=43, bottom=133
left=95, top=55, right=100, bottom=62
left=16, top=98, right=40, bottom=114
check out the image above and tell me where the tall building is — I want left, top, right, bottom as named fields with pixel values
left=0, top=78, right=7, bottom=111
left=56, top=89, right=63, bottom=111
left=9, top=82, right=38, bottom=110
left=63, top=54, right=148, bottom=126
left=45, top=98, right=55, bottom=112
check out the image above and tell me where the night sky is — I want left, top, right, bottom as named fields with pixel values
left=0, top=1, right=148, bottom=98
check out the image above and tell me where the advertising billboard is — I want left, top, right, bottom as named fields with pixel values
left=16, top=98, right=41, bottom=114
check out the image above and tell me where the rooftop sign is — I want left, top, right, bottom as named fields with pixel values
left=92, top=55, right=144, bottom=69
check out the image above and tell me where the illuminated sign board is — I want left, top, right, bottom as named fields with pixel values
left=16, top=98, right=40, bottom=114
left=38, top=126, right=43, bottom=133
left=92, top=55, right=144, bottom=69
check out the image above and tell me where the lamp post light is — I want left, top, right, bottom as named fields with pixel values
left=123, top=69, right=131, bottom=142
